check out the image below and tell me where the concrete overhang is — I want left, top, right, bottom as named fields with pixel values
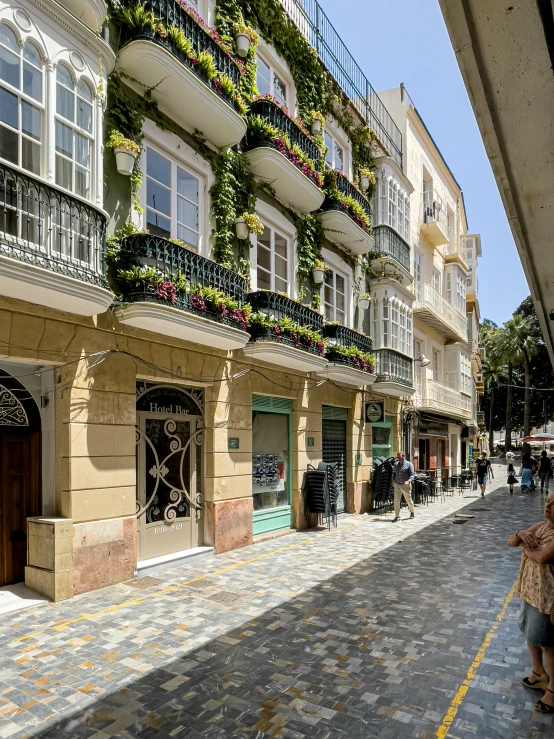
left=438, top=0, right=554, bottom=366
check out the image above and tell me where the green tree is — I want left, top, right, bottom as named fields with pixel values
left=482, top=359, right=506, bottom=452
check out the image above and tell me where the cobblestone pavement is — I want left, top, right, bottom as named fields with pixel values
left=0, top=475, right=550, bottom=738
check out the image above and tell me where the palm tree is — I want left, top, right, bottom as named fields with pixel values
left=496, top=314, right=538, bottom=440
left=482, top=360, right=507, bottom=453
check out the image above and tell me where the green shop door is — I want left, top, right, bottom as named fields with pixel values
left=252, top=395, right=292, bottom=536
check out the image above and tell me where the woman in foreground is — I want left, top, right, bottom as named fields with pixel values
left=509, top=496, right=554, bottom=712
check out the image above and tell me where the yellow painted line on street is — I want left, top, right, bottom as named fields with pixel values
left=435, top=580, right=518, bottom=739
left=11, top=518, right=367, bottom=644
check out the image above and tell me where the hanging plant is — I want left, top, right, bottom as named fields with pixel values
left=233, top=21, right=260, bottom=57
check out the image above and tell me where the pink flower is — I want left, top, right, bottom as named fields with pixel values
left=316, top=341, right=325, bottom=356
left=190, top=293, right=206, bottom=311
left=156, top=281, right=177, bottom=304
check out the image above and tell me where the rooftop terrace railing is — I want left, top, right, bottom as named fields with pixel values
left=280, top=0, right=403, bottom=168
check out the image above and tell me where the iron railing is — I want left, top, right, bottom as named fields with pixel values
left=323, top=323, right=373, bottom=353
left=322, top=170, right=371, bottom=224
left=118, top=0, right=242, bottom=102
left=247, top=290, right=323, bottom=330
left=246, top=99, right=323, bottom=169
left=371, top=225, right=410, bottom=271
left=374, top=349, right=413, bottom=387
left=279, top=0, right=402, bottom=167
left=422, top=188, right=448, bottom=233
left=0, top=162, right=106, bottom=286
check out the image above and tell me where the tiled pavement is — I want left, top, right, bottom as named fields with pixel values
left=0, top=475, right=551, bottom=738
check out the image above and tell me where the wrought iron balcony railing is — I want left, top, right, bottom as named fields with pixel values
left=279, top=0, right=402, bottom=167
left=322, top=170, right=371, bottom=227
left=323, top=323, right=373, bottom=353
left=371, top=225, right=410, bottom=271
left=246, top=99, right=323, bottom=170
left=117, top=233, right=248, bottom=328
left=0, top=162, right=106, bottom=286
left=247, top=290, right=323, bottom=330
left=422, top=188, right=448, bottom=232
left=374, top=349, right=413, bottom=387
left=118, top=0, right=242, bottom=106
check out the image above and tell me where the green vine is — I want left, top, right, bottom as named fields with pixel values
left=296, top=214, right=324, bottom=305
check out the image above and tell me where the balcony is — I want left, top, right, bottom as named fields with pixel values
left=59, top=0, right=106, bottom=30
left=477, top=411, right=486, bottom=427
left=319, top=171, right=374, bottom=256
left=421, top=189, right=448, bottom=247
left=414, top=283, right=467, bottom=342
left=475, top=373, right=485, bottom=396
left=243, top=291, right=328, bottom=372
left=0, top=163, right=112, bottom=316
left=374, top=349, right=414, bottom=397
left=114, top=234, right=249, bottom=350
left=317, top=324, right=376, bottom=387
left=116, top=0, right=246, bottom=148
left=370, top=225, right=412, bottom=283
left=244, top=99, right=324, bottom=214
left=415, top=379, right=472, bottom=420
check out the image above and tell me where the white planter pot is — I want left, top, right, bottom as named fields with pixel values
left=311, top=118, right=322, bottom=135
left=114, top=147, right=137, bottom=177
left=359, top=297, right=370, bottom=310
left=235, top=33, right=250, bottom=58
left=360, top=175, right=370, bottom=191
left=312, top=267, right=325, bottom=283
left=235, top=218, right=249, bottom=240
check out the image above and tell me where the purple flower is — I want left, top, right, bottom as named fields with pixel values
left=156, top=281, right=177, bottom=304
left=190, top=293, right=206, bottom=311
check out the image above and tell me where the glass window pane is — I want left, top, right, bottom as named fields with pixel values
left=75, top=165, right=90, bottom=198
left=177, top=167, right=198, bottom=203
left=22, top=101, right=40, bottom=140
left=257, top=268, right=271, bottom=291
left=55, top=154, right=72, bottom=190
left=177, top=197, right=198, bottom=231
left=146, top=208, right=171, bottom=238
left=273, top=73, right=286, bottom=105
left=56, top=65, right=73, bottom=89
left=77, top=79, right=92, bottom=101
left=274, top=232, right=287, bottom=258
left=336, top=291, right=345, bottom=312
left=75, top=133, right=89, bottom=167
left=77, top=99, right=92, bottom=133
left=324, top=284, right=333, bottom=304
left=23, top=62, right=42, bottom=102
left=256, top=57, right=271, bottom=96
left=0, top=45, right=19, bottom=88
left=146, top=178, right=170, bottom=217
left=146, top=148, right=170, bottom=187
left=274, top=275, right=287, bottom=293
left=0, top=124, right=17, bottom=164
left=56, top=84, right=74, bottom=122
left=324, top=269, right=333, bottom=287
left=336, top=309, right=345, bottom=324
left=336, top=274, right=344, bottom=293
left=55, top=121, right=73, bottom=158
left=23, top=43, right=41, bottom=68
left=176, top=225, right=198, bottom=249
left=258, top=226, right=270, bottom=250
left=275, top=254, right=287, bottom=281
left=335, top=143, right=343, bottom=171
left=0, top=87, right=18, bottom=129
left=257, top=244, right=270, bottom=273
left=324, top=132, right=333, bottom=168
left=0, top=25, right=18, bottom=52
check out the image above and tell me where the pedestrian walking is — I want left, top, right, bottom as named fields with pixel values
left=521, top=451, right=537, bottom=492
left=507, top=451, right=518, bottom=494
left=539, top=451, right=551, bottom=493
left=391, top=451, right=415, bottom=523
left=474, top=451, right=493, bottom=498
left=508, top=496, right=554, bottom=713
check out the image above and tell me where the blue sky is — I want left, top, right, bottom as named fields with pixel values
left=317, top=0, right=528, bottom=326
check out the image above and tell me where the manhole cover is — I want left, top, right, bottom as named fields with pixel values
left=125, top=577, right=166, bottom=589
left=184, top=578, right=215, bottom=590
left=204, top=591, right=243, bottom=605
left=451, top=519, right=469, bottom=525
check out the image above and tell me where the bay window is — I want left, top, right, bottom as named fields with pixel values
left=0, top=24, right=43, bottom=175
left=378, top=172, right=410, bottom=241
left=373, top=295, right=413, bottom=355
left=256, top=223, right=289, bottom=293
left=144, top=146, right=200, bottom=250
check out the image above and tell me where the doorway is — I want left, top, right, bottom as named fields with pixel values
left=322, top=407, right=347, bottom=514
left=418, top=439, right=429, bottom=471
left=135, top=383, right=203, bottom=561
left=0, top=372, right=41, bottom=587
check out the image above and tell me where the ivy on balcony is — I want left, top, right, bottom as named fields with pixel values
left=322, top=170, right=371, bottom=231
left=323, top=323, right=375, bottom=373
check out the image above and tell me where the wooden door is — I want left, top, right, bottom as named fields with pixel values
left=0, top=434, right=40, bottom=586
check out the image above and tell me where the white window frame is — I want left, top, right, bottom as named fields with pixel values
left=414, top=250, right=423, bottom=302
left=256, top=42, right=295, bottom=112
left=320, top=247, right=352, bottom=324
left=251, top=199, right=295, bottom=295
left=255, top=221, right=290, bottom=294
left=0, top=23, right=44, bottom=177
left=323, top=267, right=347, bottom=324
left=414, top=338, right=423, bottom=387
left=323, top=118, right=351, bottom=178
left=432, top=348, right=440, bottom=383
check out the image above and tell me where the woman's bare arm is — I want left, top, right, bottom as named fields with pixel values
left=508, top=522, right=543, bottom=547
left=523, top=538, right=554, bottom=564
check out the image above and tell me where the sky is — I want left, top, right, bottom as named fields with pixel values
left=317, top=0, right=529, bottom=326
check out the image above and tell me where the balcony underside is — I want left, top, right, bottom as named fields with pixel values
left=420, top=220, right=448, bottom=247
left=413, top=305, right=467, bottom=342
left=0, top=252, right=112, bottom=316
left=59, top=0, right=106, bottom=30
left=319, top=209, right=374, bottom=256
left=373, top=380, right=415, bottom=398
left=116, top=302, right=250, bottom=350
left=316, top=363, right=376, bottom=388
left=117, top=40, right=246, bottom=148
left=242, top=342, right=328, bottom=373
left=244, top=148, right=324, bottom=214
left=369, top=257, right=413, bottom=284
left=415, top=399, right=471, bottom=421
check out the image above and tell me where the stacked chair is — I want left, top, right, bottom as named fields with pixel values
left=301, top=461, right=339, bottom=530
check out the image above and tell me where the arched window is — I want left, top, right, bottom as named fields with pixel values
left=0, top=25, right=43, bottom=174
left=55, top=64, right=93, bottom=198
